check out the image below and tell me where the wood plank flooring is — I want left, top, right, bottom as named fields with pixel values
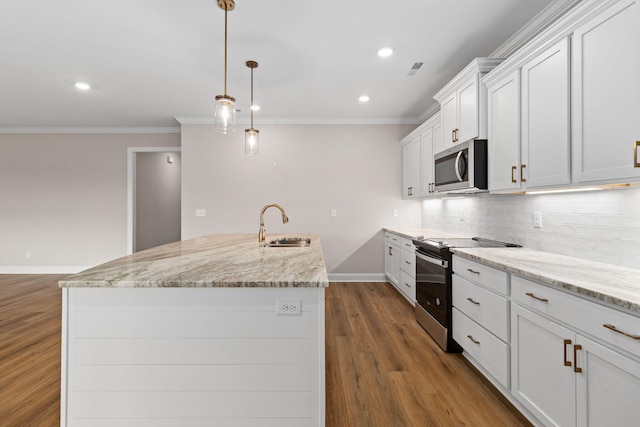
left=326, top=282, right=530, bottom=427
left=0, top=274, right=65, bottom=427
left=0, top=276, right=529, bottom=426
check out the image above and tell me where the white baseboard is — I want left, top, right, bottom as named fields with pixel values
left=0, top=266, right=90, bottom=274
left=327, top=273, right=387, bottom=282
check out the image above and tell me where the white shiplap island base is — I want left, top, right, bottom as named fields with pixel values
left=59, top=234, right=328, bottom=427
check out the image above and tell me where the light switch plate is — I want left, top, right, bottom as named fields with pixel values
left=195, top=209, right=206, bottom=217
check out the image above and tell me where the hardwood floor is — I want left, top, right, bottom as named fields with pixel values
left=0, top=276, right=528, bottom=426
left=326, top=282, right=530, bottom=427
left=0, top=274, right=65, bottom=427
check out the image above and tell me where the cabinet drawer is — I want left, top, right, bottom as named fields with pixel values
left=453, top=275, right=509, bottom=342
left=399, top=270, right=416, bottom=303
left=512, top=275, right=640, bottom=359
left=384, top=232, right=400, bottom=245
left=453, top=308, right=509, bottom=388
left=400, top=237, right=416, bottom=252
left=400, top=249, right=416, bottom=277
left=453, top=255, right=508, bottom=295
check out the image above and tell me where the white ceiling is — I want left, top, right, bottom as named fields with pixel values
left=0, top=0, right=558, bottom=129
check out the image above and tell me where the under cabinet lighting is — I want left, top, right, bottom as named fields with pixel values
left=525, top=187, right=602, bottom=195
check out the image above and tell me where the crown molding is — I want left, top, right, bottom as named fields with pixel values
left=490, top=0, right=583, bottom=58
left=175, top=116, right=421, bottom=126
left=416, top=102, right=441, bottom=124
left=0, top=127, right=180, bottom=134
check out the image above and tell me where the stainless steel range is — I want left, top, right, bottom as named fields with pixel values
left=412, top=237, right=520, bottom=352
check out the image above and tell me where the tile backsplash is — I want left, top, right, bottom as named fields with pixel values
left=421, top=187, right=640, bottom=269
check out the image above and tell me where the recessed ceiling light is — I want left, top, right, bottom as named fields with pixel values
left=250, top=104, right=260, bottom=112
left=377, top=46, right=394, bottom=58
left=74, top=82, right=91, bottom=90
left=358, top=95, right=370, bottom=103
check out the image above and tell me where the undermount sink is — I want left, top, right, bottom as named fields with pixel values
left=265, top=237, right=311, bottom=247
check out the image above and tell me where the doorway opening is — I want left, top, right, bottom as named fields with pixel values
left=127, top=147, right=181, bottom=254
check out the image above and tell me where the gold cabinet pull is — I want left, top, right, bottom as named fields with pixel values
left=408, top=186, right=413, bottom=196
left=467, top=268, right=480, bottom=274
left=467, top=335, right=480, bottom=345
left=526, top=292, right=549, bottom=303
left=573, top=344, right=583, bottom=373
left=388, top=246, right=393, bottom=256
left=511, top=166, right=517, bottom=183
left=635, top=141, right=640, bottom=168
left=404, top=260, right=411, bottom=265
left=603, top=323, right=640, bottom=340
left=563, top=339, right=572, bottom=367
left=452, top=129, right=456, bottom=143
left=466, top=297, right=480, bottom=305
left=404, top=282, right=411, bottom=288
left=521, top=164, right=527, bottom=182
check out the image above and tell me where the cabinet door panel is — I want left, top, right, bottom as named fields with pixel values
left=488, top=70, right=521, bottom=191
left=573, top=0, right=640, bottom=183
left=441, top=94, right=457, bottom=147
left=457, top=78, right=478, bottom=143
left=420, top=128, right=434, bottom=195
left=511, top=304, right=576, bottom=427
left=402, top=138, right=416, bottom=198
left=522, top=37, right=571, bottom=188
left=576, top=335, right=640, bottom=427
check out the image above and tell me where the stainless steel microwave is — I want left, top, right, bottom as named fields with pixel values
left=434, top=139, right=488, bottom=193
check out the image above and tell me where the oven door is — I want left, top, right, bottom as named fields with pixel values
left=415, top=250, right=448, bottom=327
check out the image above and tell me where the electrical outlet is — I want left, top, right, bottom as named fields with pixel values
left=195, top=209, right=206, bottom=217
left=330, top=209, right=337, bottom=217
left=392, top=209, right=399, bottom=217
left=25, top=251, right=31, bottom=260
left=533, top=212, right=542, bottom=229
left=276, top=298, right=302, bottom=315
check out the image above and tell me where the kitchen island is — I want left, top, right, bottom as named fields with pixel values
left=59, top=234, right=328, bottom=427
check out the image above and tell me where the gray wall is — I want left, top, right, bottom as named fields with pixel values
left=135, top=152, right=181, bottom=252
left=181, top=123, right=421, bottom=276
left=0, top=132, right=180, bottom=271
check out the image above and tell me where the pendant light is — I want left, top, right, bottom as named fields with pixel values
left=214, top=0, right=236, bottom=134
left=244, top=60, right=259, bottom=156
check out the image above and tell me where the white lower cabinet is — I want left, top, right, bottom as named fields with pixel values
left=511, top=275, right=640, bottom=427
left=398, top=237, right=416, bottom=304
left=576, top=335, right=640, bottom=426
left=511, top=304, right=577, bottom=426
left=384, top=232, right=400, bottom=287
left=453, top=255, right=640, bottom=426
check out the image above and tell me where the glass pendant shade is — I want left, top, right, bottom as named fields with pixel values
left=244, top=128, right=259, bottom=156
left=214, top=95, right=236, bottom=134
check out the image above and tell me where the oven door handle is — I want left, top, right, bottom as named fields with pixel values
left=415, top=251, right=448, bottom=269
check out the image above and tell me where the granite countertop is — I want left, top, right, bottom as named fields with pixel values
left=384, top=227, right=465, bottom=240
left=59, top=233, right=329, bottom=288
left=451, top=247, right=640, bottom=315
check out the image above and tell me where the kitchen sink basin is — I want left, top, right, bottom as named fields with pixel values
left=265, top=237, right=311, bottom=247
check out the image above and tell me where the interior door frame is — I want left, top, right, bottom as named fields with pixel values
left=127, top=147, right=181, bottom=254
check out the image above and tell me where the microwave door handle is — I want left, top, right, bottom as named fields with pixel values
left=454, top=151, right=464, bottom=182
left=415, top=251, right=448, bottom=269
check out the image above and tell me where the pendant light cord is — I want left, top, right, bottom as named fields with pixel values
left=250, top=66, right=254, bottom=128
left=223, top=8, right=228, bottom=96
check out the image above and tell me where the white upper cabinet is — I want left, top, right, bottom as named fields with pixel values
left=402, top=135, right=421, bottom=198
left=522, top=37, right=571, bottom=189
left=572, top=0, right=640, bottom=184
left=400, top=113, right=441, bottom=199
left=434, top=58, right=503, bottom=151
left=487, top=37, right=571, bottom=193
left=487, top=69, right=521, bottom=192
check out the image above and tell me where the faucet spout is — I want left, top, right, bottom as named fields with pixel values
left=259, top=203, right=289, bottom=244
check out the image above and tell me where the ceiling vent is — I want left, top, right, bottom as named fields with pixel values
left=408, top=62, right=424, bottom=76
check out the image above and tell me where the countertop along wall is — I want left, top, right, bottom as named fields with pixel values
left=421, top=187, right=640, bottom=269
left=180, top=123, right=420, bottom=279
left=0, top=132, right=180, bottom=273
